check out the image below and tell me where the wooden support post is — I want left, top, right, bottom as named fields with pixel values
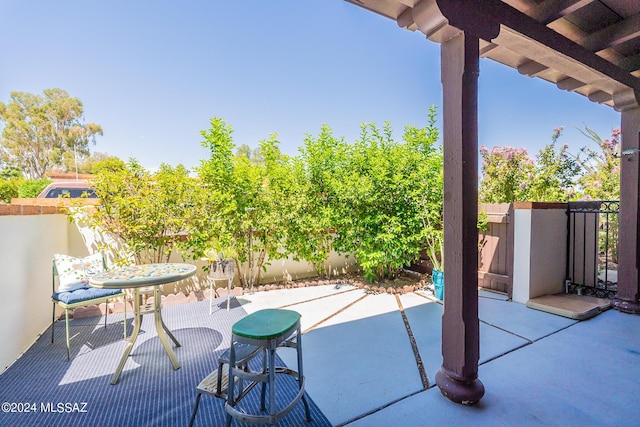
left=612, top=107, right=640, bottom=314
left=435, top=30, right=484, bottom=404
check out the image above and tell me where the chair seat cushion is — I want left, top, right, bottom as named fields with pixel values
left=53, top=286, right=123, bottom=305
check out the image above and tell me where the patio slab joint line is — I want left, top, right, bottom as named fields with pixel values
left=479, top=341, right=531, bottom=367
left=478, top=318, right=581, bottom=366
left=479, top=319, right=533, bottom=344
left=395, top=294, right=430, bottom=389
left=336, top=388, right=427, bottom=427
left=301, top=293, right=369, bottom=334
left=413, top=290, right=442, bottom=305
left=278, top=286, right=359, bottom=309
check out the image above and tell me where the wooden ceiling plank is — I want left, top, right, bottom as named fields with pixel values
left=547, top=18, right=587, bottom=43
left=618, top=53, right=640, bottom=73
left=527, top=0, right=595, bottom=25
left=581, top=13, right=640, bottom=52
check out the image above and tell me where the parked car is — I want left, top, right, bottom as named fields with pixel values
left=37, top=181, right=97, bottom=199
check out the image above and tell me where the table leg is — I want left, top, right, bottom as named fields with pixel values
left=110, top=289, right=142, bottom=385
left=153, top=286, right=180, bottom=370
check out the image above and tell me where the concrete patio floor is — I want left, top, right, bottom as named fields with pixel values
left=237, top=284, right=640, bottom=426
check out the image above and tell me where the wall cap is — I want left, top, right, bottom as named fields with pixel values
left=513, top=202, right=568, bottom=210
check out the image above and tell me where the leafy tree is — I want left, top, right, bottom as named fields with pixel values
left=0, top=178, right=19, bottom=203
left=197, top=118, right=300, bottom=287
left=17, top=178, right=51, bottom=198
left=330, top=108, right=442, bottom=282
left=82, top=112, right=447, bottom=287
left=89, top=160, right=197, bottom=264
left=296, top=125, right=349, bottom=276
left=0, top=88, right=102, bottom=179
left=91, top=156, right=128, bottom=174
left=0, top=165, right=22, bottom=180
left=479, top=146, right=534, bottom=203
left=527, top=127, right=581, bottom=201
left=235, top=144, right=264, bottom=164
left=573, top=126, right=620, bottom=201
left=197, top=113, right=444, bottom=285
left=193, top=118, right=238, bottom=265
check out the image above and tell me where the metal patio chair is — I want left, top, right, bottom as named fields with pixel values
left=51, top=253, right=127, bottom=360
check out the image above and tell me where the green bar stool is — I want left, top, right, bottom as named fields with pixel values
left=225, top=309, right=311, bottom=426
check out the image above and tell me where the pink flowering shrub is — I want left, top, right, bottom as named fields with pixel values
left=479, top=146, right=535, bottom=203
left=479, top=129, right=580, bottom=203
left=480, top=126, right=620, bottom=204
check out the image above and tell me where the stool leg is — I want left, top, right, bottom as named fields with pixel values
left=260, top=347, right=267, bottom=410
left=225, top=342, right=236, bottom=427
left=268, top=342, right=276, bottom=417
left=188, top=393, right=201, bottom=427
left=235, top=364, right=244, bottom=402
left=296, top=328, right=311, bottom=421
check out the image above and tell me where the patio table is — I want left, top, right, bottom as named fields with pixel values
left=90, top=262, right=197, bottom=384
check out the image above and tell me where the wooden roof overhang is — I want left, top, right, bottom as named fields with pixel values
left=346, top=0, right=640, bottom=111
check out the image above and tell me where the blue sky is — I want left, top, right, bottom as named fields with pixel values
left=0, top=0, right=620, bottom=171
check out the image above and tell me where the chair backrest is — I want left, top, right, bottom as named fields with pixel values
left=52, top=253, right=107, bottom=294
left=209, top=258, right=235, bottom=279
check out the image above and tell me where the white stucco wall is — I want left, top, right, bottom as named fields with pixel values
left=529, top=209, right=567, bottom=299
left=512, top=209, right=532, bottom=304
left=511, top=205, right=567, bottom=304
left=0, top=213, right=69, bottom=371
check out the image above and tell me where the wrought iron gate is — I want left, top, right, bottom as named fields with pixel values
left=566, top=200, right=619, bottom=298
